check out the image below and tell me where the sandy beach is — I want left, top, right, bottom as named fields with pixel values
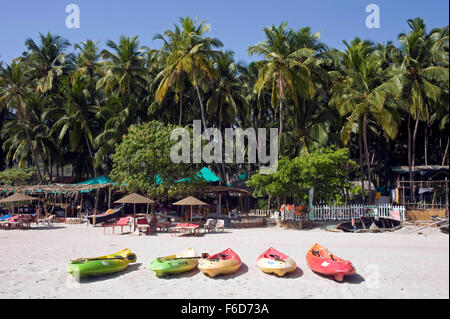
left=0, top=224, right=448, bottom=299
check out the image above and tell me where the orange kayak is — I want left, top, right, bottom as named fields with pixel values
left=306, top=243, right=355, bottom=281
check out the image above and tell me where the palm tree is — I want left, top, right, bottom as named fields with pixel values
left=329, top=38, right=400, bottom=202
left=396, top=18, right=448, bottom=200
left=1, top=95, right=58, bottom=181
left=0, top=61, right=44, bottom=182
left=72, top=39, right=102, bottom=103
left=154, top=16, right=223, bottom=130
left=23, top=32, right=72, bottom=93
left=97, top=35, right=148, bottom=119
left=248, top=22, right=315, bottom=137
left=44, top=75, right=100, bottom=178
left=206, top=50, right=248, bottom=131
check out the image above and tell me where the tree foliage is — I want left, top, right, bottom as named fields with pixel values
left=247, top=147, right=360, bottom=204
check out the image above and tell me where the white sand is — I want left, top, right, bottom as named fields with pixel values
left=0, top=223, right=448, bottom=299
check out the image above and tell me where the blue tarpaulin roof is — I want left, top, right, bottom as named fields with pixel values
left=76, top=175, right=113, bottom=193
left=156, top=167, right=220, bottom=185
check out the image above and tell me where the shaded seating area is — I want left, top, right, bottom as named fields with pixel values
left=0, top=193, right=40, bottom=230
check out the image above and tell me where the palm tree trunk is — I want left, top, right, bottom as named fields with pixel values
left=178, top=92, right=183, bottom=126
left=362, top=113, right=373, bottom=203
left=358, top=126, right=366, bottom=203
left=16, top=107, right=44, bottom=183
left=442, top=136, right=449, bottom=166
left=278, top=75, right=284, bottom=136
left=84, top=133, right=97, bottom=178
left=411, top=116, right=420, bottom=202
left=191, top=59, right=208, bottom=130
left=424, top=121, right=428, bottom=166
left=407, top=114, right=413, bottom=204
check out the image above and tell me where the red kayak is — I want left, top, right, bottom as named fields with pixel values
left=256, top=247, right=297, bottom=276
left=306, top=243, right=356, bottom=281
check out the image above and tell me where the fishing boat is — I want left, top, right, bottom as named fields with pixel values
left=87, top=205, right=123, bottom=225
left=256, top=247, right=297, bottom=276
left=198, top=248, right=241, bottom=277
left=67, top=248, right=137, bottom=278
left=149, top=247, right=199, bottom=277
left=306, top=243, right=355, bottom=281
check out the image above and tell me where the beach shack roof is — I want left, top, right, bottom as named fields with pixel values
left=0, top=181, right=113, bottom=194
left=156, top=167, right=221, bottom=185
left=390, top=165, right=449, bottom=177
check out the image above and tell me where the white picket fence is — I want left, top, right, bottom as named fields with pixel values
left=248, top=209, right=274, bottom=217
left=278, top=209, right=302, bottom=221
left=308, top=204, right=405, bottom=222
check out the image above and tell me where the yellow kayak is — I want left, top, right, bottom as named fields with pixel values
left=67, top=248, right=137, bottom=278
left=256, top=247, right=297, bottom=276
left=198, top=248, right=241, bottom=277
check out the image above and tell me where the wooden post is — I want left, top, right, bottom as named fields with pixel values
left=446, top=177, right=449, bottom=217
left=402, top=177, right=405, bottom=206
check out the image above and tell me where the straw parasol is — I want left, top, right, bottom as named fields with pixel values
left=0, top=193, right=40, bottom=217
left=114, top=193, right=155, bottom=214
left=172, top=196, right=208, bottom=223
left=0, top=193, right=39, bottom=203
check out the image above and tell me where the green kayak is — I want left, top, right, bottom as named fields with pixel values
left=67, top=248, right=137, bottom=279
left=149, top=247, right=198, bottom=277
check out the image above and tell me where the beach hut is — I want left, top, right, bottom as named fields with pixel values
left=172, top=196, right=208, bottom=223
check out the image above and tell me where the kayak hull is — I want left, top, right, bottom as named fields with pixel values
left=67, top=248, right=136, bottom=278
left=149, top=247, right=198, bottom=277
left=256, top=247, right=297, bottom=277
left=306, top=243, right=355, bottom=281
left=198, top=248, right=241, bottom=278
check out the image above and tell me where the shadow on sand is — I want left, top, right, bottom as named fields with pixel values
left=27, top=226, right=67, bottom=231
left=261, top=266, right=304, bottom=279
left=200, top=263, right=249, bottom=280
left=154, top=267, right=201, bottom=279
left=312, top=271, right=365, bottom=284
left=76, top=263, right=142, bottom=283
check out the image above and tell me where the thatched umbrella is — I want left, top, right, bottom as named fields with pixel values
left=114, top=193, right=155, bottom=214
left=114, top=193, right=155, bottom=230
left=172, top=196, right=208, bottom=224
left=0, top=193, right=40, bottom=217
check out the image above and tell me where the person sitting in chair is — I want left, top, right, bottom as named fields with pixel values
left=149, top=213, right=158, bottom=233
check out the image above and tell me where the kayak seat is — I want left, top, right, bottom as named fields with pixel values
left=311, top=250, right=321, bottom=257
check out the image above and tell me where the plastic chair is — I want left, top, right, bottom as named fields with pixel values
left=216, top=219, right=225, bottom=232
left=204, top=219, right=217, bottom=233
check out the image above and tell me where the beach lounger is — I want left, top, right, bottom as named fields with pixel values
left=216, top=219, right=225, bottom=232
left=103, top=217, right=132, bottom=234
left=156, top=218, right=172, bottom=232
left=204, top=219, right=217, bottom=233
left=170, top=223, right=200, bottom=237
left=39, top=215, right=55, bottom=227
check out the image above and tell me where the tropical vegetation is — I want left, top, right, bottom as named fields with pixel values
left=0, top=17, right=448, bottom=205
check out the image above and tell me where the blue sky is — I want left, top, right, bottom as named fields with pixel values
left=0, top=0, right=448, bottom=65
